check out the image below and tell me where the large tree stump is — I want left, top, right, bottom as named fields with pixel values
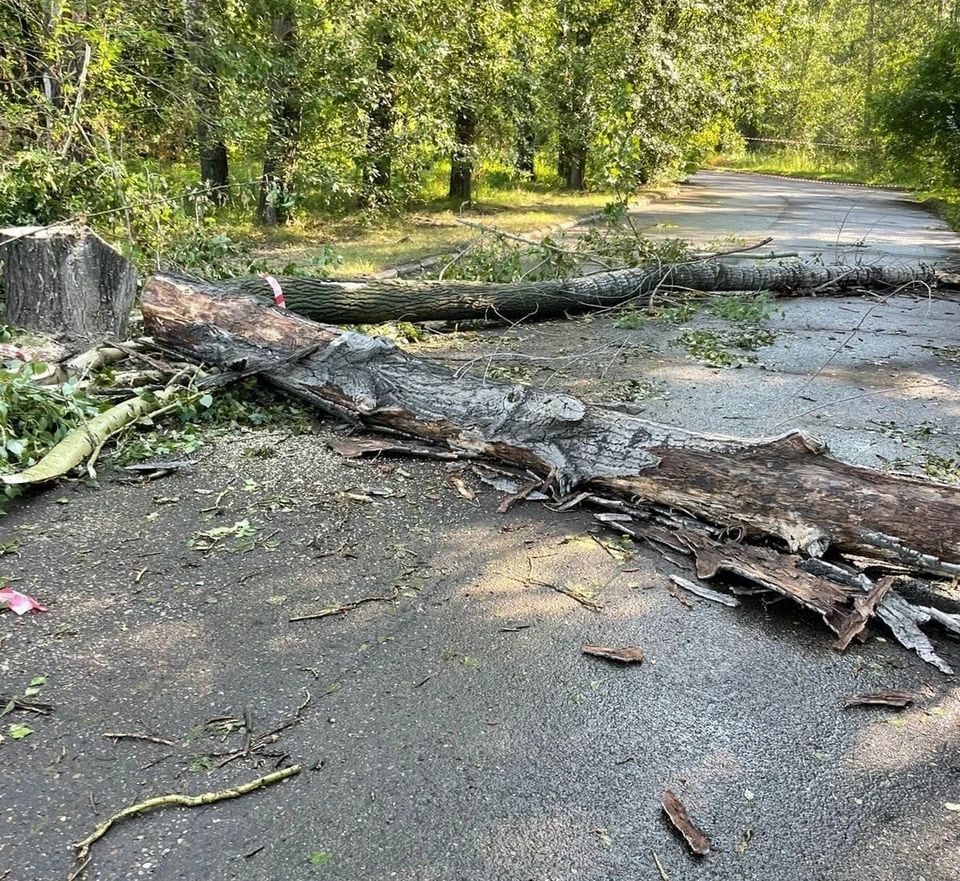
left=0, top=226, right=137, bottom=341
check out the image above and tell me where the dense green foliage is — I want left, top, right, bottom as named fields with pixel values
left=0, top=0, right=958, bottom=270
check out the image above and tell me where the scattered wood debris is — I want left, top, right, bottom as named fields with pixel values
left=842, top=690, right=915, bottom=709
left=581, top=644, right=645, bottom=664
left=661, top=791, right=710, bottom=856
left=446, top=471, right=476, bottom=501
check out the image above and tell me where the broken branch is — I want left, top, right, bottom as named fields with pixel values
left=72, top=764, right=301, bottom=862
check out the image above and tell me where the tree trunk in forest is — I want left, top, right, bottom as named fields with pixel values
left=359, top=25, right=396, bottom=207
left=257, top=9, right=301, bottom=226
left=558, top=134, right=586, bottom=190
left=516, top=121, right=536, bottom=180
left=229, top=261, right=938, bottom=325
left=449, top=106, right=478, bottom=202
left=556, top=16, right=591, bottom=190
left=0, top=225, right=137, bottom=340
left=140, top=272, right=960, bottom=670
left=185, top=0, right=229, bottom=205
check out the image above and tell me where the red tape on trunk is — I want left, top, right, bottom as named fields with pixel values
left=260, top=273, right=286, bottom=308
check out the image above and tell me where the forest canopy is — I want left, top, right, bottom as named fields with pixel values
left=0, top=1, right=957, bottom=269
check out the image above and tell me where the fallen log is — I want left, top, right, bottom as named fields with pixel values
left=227, top=260, right=938, bottom=324
left=141, top=272, right=960, bottom=666
left=142, top=272, right=959, bottom=574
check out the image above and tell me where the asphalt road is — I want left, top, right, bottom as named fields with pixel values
left=2, top=172, right=959, bottom=881
left=635, top=169, right=960, bottom=267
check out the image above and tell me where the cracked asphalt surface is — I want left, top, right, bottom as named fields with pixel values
left=2, top=171, right=959, bottom=881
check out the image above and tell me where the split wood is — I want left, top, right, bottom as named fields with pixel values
left=72, top=764, right=301, bottom=862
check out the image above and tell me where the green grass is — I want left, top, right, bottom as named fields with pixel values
left=211, top=160, right=674, bottom=278
left=237, top=190, right=623, bottom=278
left=707, top=147, right=888, bottom=185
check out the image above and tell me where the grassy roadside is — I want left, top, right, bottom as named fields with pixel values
left=707, top=150, right=960, bottom=230
left=216, top=165, right=675, bottom=278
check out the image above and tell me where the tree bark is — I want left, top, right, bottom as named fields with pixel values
left=141, top=271, right=960, bottom=582
left=448, top=105, right=478, bottom=202
left=229, top=261, right=938, bottom=325
left=257, top=9, right=301, bottom=226
left=140, top=271, right=960, bottom=669
left=185, top=0, right=229, bottom=205
left=0, top=225, right=137, bottom=340
left=359, top=24, right=396, bottom=207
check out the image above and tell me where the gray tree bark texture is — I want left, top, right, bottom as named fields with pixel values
left=0, top=225, right=137, bottom=340
left=228, top=261, right=938, bottom=324
left=141, top=272, right=960, bottom=581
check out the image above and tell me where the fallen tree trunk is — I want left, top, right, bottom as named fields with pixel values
left=226, top=260, right=938, bottom=324
left=143, top=272, right=959, bottom=577
left=141, top=272, right=960, bottom=670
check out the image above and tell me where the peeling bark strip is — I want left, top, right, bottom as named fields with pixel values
left=581, top=645, right=645, bottom=663
left=141, top=273, right=960, bottom=585
left=222, top=261, right=938, bottom=324
left=661, top=791, right=710, bottom=856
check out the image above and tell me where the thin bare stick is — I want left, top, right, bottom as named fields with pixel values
left=60, top=44, right=92, bottom=159
left=72, top=765, right=301, bottom=862
left=289, top=587, right=399, bottom=622
left=697, top=236, right=773, bottom=260
left=102, top=732, right=177, bottom=747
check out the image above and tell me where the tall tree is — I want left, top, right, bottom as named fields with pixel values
left=257, top=2, right=301, bottom=225
left=184, top=0, right=229, bottom=204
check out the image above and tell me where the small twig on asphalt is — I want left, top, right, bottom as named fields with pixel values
left=215, top=692, right=311, bottom=769
left=289, top=587, right=399, bottom=622
left=200, top=481, right=234, bottom=513
left=102, top=732, right=177, bottom=747
left=0, top=695, right=53, bottom=715
left=72, top=765, right=302, bottom=863
left=517, top=577, right=604, bottom=612
left=651, top=851, right=671, bottom=881
left=66, top=856, right=91, bottom=881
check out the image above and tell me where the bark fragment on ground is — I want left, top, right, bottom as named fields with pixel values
left=842, top=690, right=914, bottom=709
left=140, top=272, right=960, bottom=669
left=661, top=791, right=710, bottom=856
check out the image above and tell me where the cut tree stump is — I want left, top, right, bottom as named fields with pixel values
left=140, top=271, right=960, bottom=670
left=0, top=225, right=137, bottom=341
left=225, top=260, right=939, bottom=324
